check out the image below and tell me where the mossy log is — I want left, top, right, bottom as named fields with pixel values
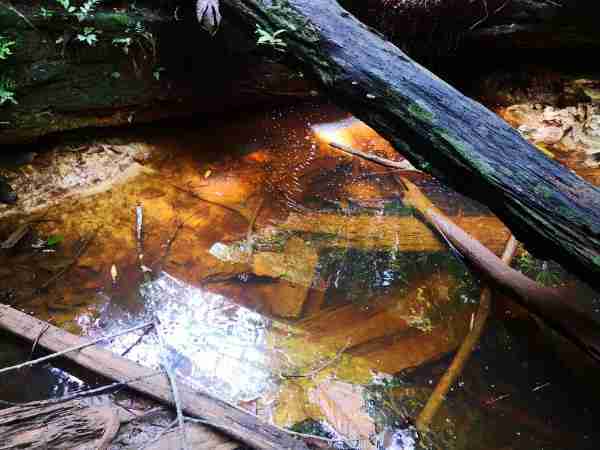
left=0, top=1, right=314, bottom=145
left=2, top=1, right=600, bottom=145
left=220, top=0, right=600, bottom=290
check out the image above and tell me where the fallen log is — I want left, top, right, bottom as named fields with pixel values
left=0, top=1, right=316, bottom=145
left=0, top=399, right=120, bottom=450
left=0, top=304, right=309, bottom=450
left=220, top=0, right=600, bottom=291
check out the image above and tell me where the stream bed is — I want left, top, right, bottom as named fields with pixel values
left=1, top=101, right=600, bottom=449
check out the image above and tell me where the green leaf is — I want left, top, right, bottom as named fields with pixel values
left=46, top=235, right=65, bottom=246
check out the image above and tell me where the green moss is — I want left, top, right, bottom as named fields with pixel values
left=408, top=100, right=436, bottom=123
left=438, top=129, right=495, bottom=174
left=92, top=11, right=132, bottom=30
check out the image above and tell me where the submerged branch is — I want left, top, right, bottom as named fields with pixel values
left=329, top=141, right=412, bottom=170
left=416, top=235, right=518, bottom=431
left=327, top=142, right=600, bottom=362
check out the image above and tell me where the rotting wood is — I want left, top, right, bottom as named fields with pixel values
left=0, top=304, right=310, bottom=450
left=0, top=398, right=120, bottom=450
left=220, top=0, right=600, bottom=291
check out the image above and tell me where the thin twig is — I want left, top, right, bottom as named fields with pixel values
left=246, top=196, right=264, bottom=259
left=415, top=235, right=518, bottom=431
left=281, top=340, right=350, bottom=379
left=136, top=203, right=144, bottom=264
left=0, top=211, right=53, bottom=249
left=154, top=317, right=189, bottom=450
left=0, top=322, right=153, bottom=375
left=329, top=141, right=412, bottom=170
left=29, top=324, right=50, bottom=360
left=152, top=219, right=184, bottom=271
left=169, top=183, right=247, bottom=221
left=1, top=223, right=31, bottom=249
left=469, top=0, right=512, bottom=30
left=117, top=405, right=165, bottom=424
left=121, top=323, right=155, bottom=357
left=485, top=393, right=511, bottom=405
left=0, top=372, right=162, bottom=407
left=142, top=418, right=179, bottom=449
left=0, top=1, right=37, bottom=29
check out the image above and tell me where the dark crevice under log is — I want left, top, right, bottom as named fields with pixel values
left=341, top=0, right=600, bottom=65
left=220, top=0, right=600, bottom=292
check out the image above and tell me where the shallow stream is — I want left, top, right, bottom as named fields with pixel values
left=1, top=101, right=600, bottom=449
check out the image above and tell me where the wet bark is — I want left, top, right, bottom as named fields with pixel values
left=0, top=1, right=314, bottom=145
left=220, top=0, right=600, bottom=290
left=0, top=399, right=120, bottom=449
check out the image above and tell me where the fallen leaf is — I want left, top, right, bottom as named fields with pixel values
left=309, top=379, right=376, bottom=449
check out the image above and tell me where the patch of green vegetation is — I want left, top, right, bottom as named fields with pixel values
left=514, top=250, right=563, bottom=287
left=46, top=234, right=64, bottom=246
left=438, top=129, right=495, bottom=175
left=0, top=35, right=16, bottom=106
left=0, top=35, right=15, bottom=60
left=255, top=25, right=287, bottom=52
left=0, top=77, right=17, bottom=106
left=408, top=101, right=436, bottom=123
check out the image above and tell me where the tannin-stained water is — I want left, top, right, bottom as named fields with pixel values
left=1, top=101, right=600, bottom=449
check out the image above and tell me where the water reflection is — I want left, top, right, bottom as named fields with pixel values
left=95, top=272, right=277, bottom=403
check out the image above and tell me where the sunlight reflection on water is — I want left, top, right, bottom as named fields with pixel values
left=98, top=272, right=277, bottom=403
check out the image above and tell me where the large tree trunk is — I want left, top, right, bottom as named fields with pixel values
left=0, top=1, right=314, bottom=145
left=220, top=0, right=600, bottom=291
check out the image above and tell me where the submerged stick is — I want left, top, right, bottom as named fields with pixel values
left=136, top=203, right=144, bottom=265
left=329, top=141, right=412, bottom=170
left=416, top=235, right=518, bottom=431
left=246, top=196, right=264, bottom=259
left=0, top=322, right=153, bottom=375
left=400, top=177, right=600, bottom=362
left=329, top=142, right=600, bottom=361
